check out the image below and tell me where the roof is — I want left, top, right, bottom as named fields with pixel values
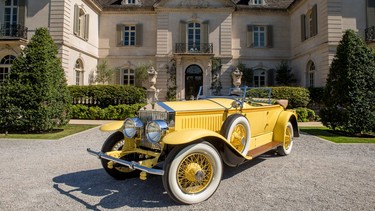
left=96, top=0, right=296, bottom=10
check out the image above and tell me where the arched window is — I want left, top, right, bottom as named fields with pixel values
left=75, top=59, right=84, bottom=85
left=122, top=68, right=135, bottom=85
left=306, top=61, right=315, bottom=88
left=0, top=55, right=16, bottom=82
left=253, top=69, right=266, bottom=87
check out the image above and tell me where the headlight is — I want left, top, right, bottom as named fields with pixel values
left=123, top=118, right=143, bottom=138
left=146, top=120, right=168, bottom=143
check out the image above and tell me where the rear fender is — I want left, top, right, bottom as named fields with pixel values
left=99, top=121, right=124, bottom=132
left=273, top=111, right=299, bottom=142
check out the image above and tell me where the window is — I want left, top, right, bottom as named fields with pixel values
left=306, top=61, right=315, bottom=88
left=247, top=25, right=273, bottom=48
left=188, top=22, right=201, bottom=51
left=74, top=5, right=89, bottom=40
left=75, top=59, right=84, bottom=86
left=117, top=24, right=142, bottom=47
left=0, top=55, right=16, bottom=83
left=249, top=0, right=264, bottom=5
left=4, top=0, right=18, bottom=36
left=301, top=4, right=318, bottom=41
left=121, top=68, right=135, bottom=85
left=253, top=69, right=266, bottom=87
left=121, top=0, right=137, bottom=5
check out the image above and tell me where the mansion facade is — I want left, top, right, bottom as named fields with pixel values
left=0, top=0, right=374, bottom=100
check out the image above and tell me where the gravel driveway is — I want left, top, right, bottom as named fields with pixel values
left=1, top=127, right=374, bottom=210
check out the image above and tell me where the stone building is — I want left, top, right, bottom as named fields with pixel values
left=0, top=0, right=373, bottom=100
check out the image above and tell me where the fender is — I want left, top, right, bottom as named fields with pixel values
left=273, top=110, right=299, bottom=142
left=99, top=121, right=124, bottom=132
left=162, top=129, right=251, bottom=162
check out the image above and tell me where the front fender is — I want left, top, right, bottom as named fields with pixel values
left=273, top=110, right=299, bottom=142
left=162, top=129, right=250, bottom=164
left=99, top=121, right=124, bottom=132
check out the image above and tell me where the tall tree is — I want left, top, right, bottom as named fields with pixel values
left=0, top=28, right=71, bottom=132
left=95, top=60, right=115, bottom=84
left=320, top=29, right=375, bottom=134
left=275, top=60, right=296, bottom=86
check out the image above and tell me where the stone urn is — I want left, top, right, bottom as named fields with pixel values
left=148, top=66, right=157, bottom=91
left=231, top=68, right=243, bottom=95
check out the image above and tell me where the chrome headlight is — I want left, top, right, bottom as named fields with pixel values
left=123, top=118, right=143, bottom=138
left=146, top=120, right=168, bottom=143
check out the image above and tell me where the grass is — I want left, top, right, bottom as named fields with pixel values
left=300, top=126, right=375, bottom=144
left=0, top=124, right=98, bottom=140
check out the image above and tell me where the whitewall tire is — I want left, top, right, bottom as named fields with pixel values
left=277, top=122, right=294, bottom=156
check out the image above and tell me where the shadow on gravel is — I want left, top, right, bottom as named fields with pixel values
left=53, top=169, right=176, bottom=210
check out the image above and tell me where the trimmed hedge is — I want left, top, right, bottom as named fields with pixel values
left=68, top=85, right=146, bottom=108
left=271, top=87, right=310, bottom=108
left=295, top=107, right=316, bottom=122
left=70, top=104, right=146, bottom=120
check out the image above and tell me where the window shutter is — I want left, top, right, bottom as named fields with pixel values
left=180, top=21, right=187, bottom=43
left=301, top=14, right=306, bottom=41
left=117, top=24, right=123, bottom=46
left=312, top=4, right=318, bottom=36
left=136, top=24, right=143, bottom=46
left=247, top=25, right=254, bottom=47
left=74, top=5, right=79, bottom=35
left=18, top=0, right=26, bottom=26
left=202, top=21, right=209, bottom=52
left=84, top=14, right=89, bottom=40
left=267, top=25, right=273, bottom=48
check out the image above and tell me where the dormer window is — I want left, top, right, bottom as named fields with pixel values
left=121, top=0, right=137, bottom=5
left=249, top=0, right=264, bottom=5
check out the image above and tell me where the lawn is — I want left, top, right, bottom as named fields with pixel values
left=300, top=126, right=375, bottom=144
left=0, top=124, right=98, bottom=140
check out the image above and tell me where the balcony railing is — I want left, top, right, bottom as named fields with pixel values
left=175, top=43, right=213, bottom=54
left=0, top=24, right=28, bottom=40
left=365, top=26, right=375, bottom=42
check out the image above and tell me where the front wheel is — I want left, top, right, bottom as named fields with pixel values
left=162, top=142, right=223, bottom=204
left=277, top=122, right=294, bottom=156
left=101, top=131, right=139, bottom=180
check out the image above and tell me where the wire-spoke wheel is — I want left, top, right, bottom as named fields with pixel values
left=220, top=114, right=251, bottom=156
left=101, top=132, right=139, bottom=179
left=163, top=142, right=223, bottom=204
left=277, top=122, right=294, bottom=156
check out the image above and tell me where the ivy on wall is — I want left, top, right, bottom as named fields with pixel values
left=166, top=59, right=177, bottom=101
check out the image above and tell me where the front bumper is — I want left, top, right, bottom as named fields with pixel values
left=87, top=148, right=164, bottom=176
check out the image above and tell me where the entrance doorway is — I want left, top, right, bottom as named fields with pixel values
left=185, top=65, right=203, bottom=99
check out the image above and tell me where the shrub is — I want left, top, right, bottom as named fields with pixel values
left=70, top=104, right=145, bottom=120
left=0, top=28, right=70, bottom=133
left=321, top=29, right=375, bottom=134
left=68, top=85, right=146, bottom=108
left=295, top=107, right=316, bottom=122
left=275, top=60, right=297, bottom=86
left=271, top=87, right=310, bottom=108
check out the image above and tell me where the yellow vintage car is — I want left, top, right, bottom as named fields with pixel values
left=87, top=87, right=299, bottom=204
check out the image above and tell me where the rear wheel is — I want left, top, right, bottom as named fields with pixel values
left=277, top=122, right=294, bottom=156
left=101, top=131, right=139, bottom=180
left=163, top=142, right=223, bottom=204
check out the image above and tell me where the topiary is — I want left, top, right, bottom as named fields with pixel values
left=0, top=28, right=71, bottom=133
left=320, top=29, right=375, bottom=134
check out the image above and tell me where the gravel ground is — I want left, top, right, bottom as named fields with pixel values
left=1, top=127, right=375, bottom=210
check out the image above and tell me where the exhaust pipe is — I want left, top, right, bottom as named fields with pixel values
left=87, top=148, right=164, bottom=176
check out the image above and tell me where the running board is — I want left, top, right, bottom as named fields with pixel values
left=247, top=142, right=281, bottom=158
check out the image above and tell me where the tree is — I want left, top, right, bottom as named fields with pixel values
left=237, top=63, right=253, bottom=87
left=320, top=29, right=375, bottom=134
left=134, top=64, right=150, bottom=88
left=95, top=60, right=115, bottom=84
left=0, top=27, right=71, bottom=133
left=275, top=60, right=296, bottom=86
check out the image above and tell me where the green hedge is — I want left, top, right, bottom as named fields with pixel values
left=68, top=85, right=146, bottom=108
left=295, top=107, right=316, bottom=122
left=70, top=104, right=146, bottom=120
left=271, top=87, right=310, bottom=108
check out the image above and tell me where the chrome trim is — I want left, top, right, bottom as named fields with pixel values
left=87, top=148, right=164, bottom=176
left=123, top=117, right=143, bottom=138
left=146, top=120, right=169, bottom=143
